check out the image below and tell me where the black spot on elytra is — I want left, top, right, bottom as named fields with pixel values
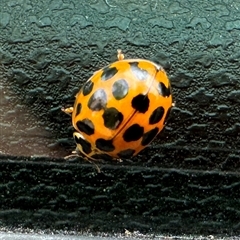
left=74, top=135, right=92, bottom=154
left=117, top=149, right=135, bottom=158
left=158, top=82, right=171, bottom=97
left=75, top=103, right=82, bottom=117
left=129, top=62, right=150, bottom=81
left=141, top=127, right=159, bottom=146
left=149, top=106, right=165, bottom=125
left=101, top=66, right=118, bottom=81
left=76, top=119, right=94, bottom=135
left=95, top=138, right=115, bottom=152
left=82, top=80, right=94, bottom=96
left=131, top=94, right=149, bottom=113
left=102, top=107, right=123, bottom=130
left=88, top=89, right=107, bottom=111
left=123, top=124, right=144, bottom=142
left=112, top=79, right=129, bottom=100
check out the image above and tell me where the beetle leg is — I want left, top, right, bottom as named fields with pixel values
left=117, top=49, right=124, bottom=60
left=61, top=107, right=73, bottom=116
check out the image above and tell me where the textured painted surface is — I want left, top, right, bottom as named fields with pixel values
left=0, top=0, right=240, bottom=235
left=1, top=157, right=240, bottom=234
left=0, top=0, right=239, bottom=160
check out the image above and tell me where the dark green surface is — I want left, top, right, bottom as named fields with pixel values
left=1, top=156, right=240, bottom=234
left=1, top=0, right=240, bottom=235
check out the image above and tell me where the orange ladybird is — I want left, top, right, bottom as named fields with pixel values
left=63, top=50, right=173, bottom=161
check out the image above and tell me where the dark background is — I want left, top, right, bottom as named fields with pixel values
left=0, top=0, right=240, bottom=235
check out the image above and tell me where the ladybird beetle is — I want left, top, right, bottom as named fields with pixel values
left=63, top=50, right=173, bottom=161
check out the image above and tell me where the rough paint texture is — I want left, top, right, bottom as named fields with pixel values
left=1, top=157, right=240, bottom=234
left=1, top=0, right=240, bottom=160
left=0, top=0, right=240, bottom=235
